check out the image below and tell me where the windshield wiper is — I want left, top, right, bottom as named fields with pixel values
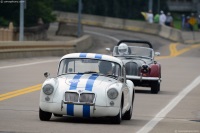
left=83, top=71, right=99, bottom=74
left=57, top=72, right=76, bottom=76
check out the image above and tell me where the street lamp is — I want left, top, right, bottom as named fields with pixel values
left=148, top=0, right=153, bottom=11
left=77, top=0, right=82, bottom=37
left=19, top=0, right=26, bottom=41
left=157, top=0, right=160, bottom=13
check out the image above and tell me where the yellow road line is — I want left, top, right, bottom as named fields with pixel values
left=0, top=84, right=42, bottom=101
left=168, top=43, right=200, bottom=58
left=169, top=43, right=179, bottom=56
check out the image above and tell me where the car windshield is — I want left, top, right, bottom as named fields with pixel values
left=113, top=46, right=153, bottom=59
left=58, top=58, right=121, bottom=77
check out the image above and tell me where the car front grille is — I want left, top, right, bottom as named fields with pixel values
left=79, top=93, right=95, bottom=103
left=125, top=62, right=138, bottom=75
left=65, top=92, right=79, bottom=102
left=65, top=92, right=95, bottom=104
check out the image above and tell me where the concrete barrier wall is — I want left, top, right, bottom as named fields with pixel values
left=56, top=22, right=83, bottom=37
left=0, top=35, right=92, bottom=59
left=169, top=28, right=183, bottom=42
left=54, top=11, right=200, bottom=43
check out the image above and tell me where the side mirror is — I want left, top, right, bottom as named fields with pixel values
left=44, top=72, right=50, bottom=78
left=155, top=52, right=160, bottom=56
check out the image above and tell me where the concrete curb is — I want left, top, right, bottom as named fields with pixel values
left=0, top=35, right=92, bottom=59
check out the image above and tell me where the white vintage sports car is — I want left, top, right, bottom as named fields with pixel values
left=39, top=53, right=135, bottom=124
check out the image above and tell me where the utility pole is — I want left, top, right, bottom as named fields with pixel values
left=19, top=0, right=25, bottom=41
left=77, top=0, right=82, bottom=37
left=157, top=0, right=160, bottom=13
left=148, top=0, right=153, bottom=11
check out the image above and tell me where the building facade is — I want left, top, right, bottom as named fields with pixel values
left=167, top=0, right=200, bottom=14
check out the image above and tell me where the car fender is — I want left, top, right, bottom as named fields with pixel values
left=40, top=78, right=59, bottom=103
left=106, top=82, right=123, bottom=107
left=126, top=80, right=134, bottom=108
left=149, top=63, right=161, bottom=78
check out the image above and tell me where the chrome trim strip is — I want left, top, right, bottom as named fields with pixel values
left=126, top=75, right=160, bottom=81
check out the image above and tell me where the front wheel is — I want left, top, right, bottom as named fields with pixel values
left=151, top=81, right=160, bottom=94
left=39, top=108, right=52, bottom=121
left=53, top=114, right=63, bottom=117
left=122, top=103, right=133, bottom=120
left=110, top=103, right=122, bottom=124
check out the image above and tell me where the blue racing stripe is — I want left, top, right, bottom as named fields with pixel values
left=67, top=73, right=83, bottom=116
left=83, top=105, right=90, bottom=117
left=79, top=53, right=87, bottom=58
left=67, top=104, right=74, bottom=116
left=95, top=54, right=102, bottom=59
left=83, top=74, right=98, bottom=117
left=69, top=73, right=83, bottom=90
left=85, top=74, right=98, bottom=91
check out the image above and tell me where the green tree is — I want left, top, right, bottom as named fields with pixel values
left=53, top=0, right=168, bottom=20
left=53, top=0, right=78, bottom=12
left=0, top=0, right=55, bottom=27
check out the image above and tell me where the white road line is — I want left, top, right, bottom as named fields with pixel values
left=85, top=30, right=120, bottom=42
left=0, top=60, right=58, bottom=69
left=136, top=75, right=200, bottom=133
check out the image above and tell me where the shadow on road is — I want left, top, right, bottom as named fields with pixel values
left=48, top=116, right=147, bottom=125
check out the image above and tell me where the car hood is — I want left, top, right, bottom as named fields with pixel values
left=121, top=57, right=152, bottom=66
left=58, top=74, right=117, bottom=91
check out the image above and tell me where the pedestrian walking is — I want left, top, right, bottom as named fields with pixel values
left=154, top=13, right=160, bottom=23
left=146, top=10, right=154, bottom=23
left=165, top=12, right=173, bottom=27
left=197, top=15, right=200, bottom=31
left=159, top=11, right=166, bottom=25
left=188, top=13, right=197, bottom=31
left=181, top=14, right=186, bottom=30
left=185, top=16, right=190, bottom=31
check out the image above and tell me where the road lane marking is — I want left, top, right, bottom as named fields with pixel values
left=0, top=60, right=58, bottom=70
left=170, top=43, right=179, bottom=56
left=169, top=43, right=200, bottom=57
left=0, top=84, right=42, bottom=101
left=155, top=43, right=200, bottom=60
left=136, top=75, right=200, bottom=133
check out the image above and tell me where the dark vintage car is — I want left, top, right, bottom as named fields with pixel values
left=106, top=40, right=161, bottom=94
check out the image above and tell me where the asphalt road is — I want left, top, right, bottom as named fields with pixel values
left=0, top=26, right=200, bottom=133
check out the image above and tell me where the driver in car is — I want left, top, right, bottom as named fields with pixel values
left=99, top=61, right=112, bottom=75
left=118, top=43, right=129, bottom=55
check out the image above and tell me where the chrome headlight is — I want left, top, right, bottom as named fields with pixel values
left=141, top=64, right=149, bottom=73
left=42, top=84, right=54, bottom=95
left=107, top=88, right=118, bottom=99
